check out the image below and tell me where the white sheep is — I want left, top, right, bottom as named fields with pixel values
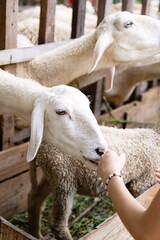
left=28, top=124, right=160, bottom=240
left=0, top=68, right=107, bottom=162
left=17, top=11, right=160, bottom=93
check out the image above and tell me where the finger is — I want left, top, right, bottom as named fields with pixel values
left=156, top=172, right=160, bottom=178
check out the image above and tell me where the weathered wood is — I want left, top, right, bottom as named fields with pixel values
left=0, top=40, right=71, bottom=66
left=97, top=0, right=113, bottom=25
left=0, top=114, right=15, bottom=151
left=14, top=128, right=30, bottom=143
left=97, top=101, right=137, bottom=127
left=0, top=0, right=18, bottom=50
left=80, top=184, right=160, bottom=240
left=97, top=86, right=160, bottom=128
left=122, top=0, right=136, bottom=12
left=0, top=216, right=37, bottom=240
left=141, top=0, right=152, bottom=15
left=38, top=0, right=56, bottom=44
left=0, top=168, right=43, bottom=219
left=0, top=142, right=29, bottom=182
left=71, top=0, right=86, bottom=38
left=125, top=86, right=160, bottom=128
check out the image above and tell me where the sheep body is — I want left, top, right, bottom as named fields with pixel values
left=29, top=125, right=160, bottom=239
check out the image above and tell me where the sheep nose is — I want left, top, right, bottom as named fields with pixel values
left=95, top=148, right=105, bottom=156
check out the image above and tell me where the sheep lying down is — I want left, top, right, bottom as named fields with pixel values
left=28, top=125, right=160, bottom=240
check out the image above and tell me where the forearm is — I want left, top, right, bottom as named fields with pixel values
left=107, top=177, right=146, bottom=239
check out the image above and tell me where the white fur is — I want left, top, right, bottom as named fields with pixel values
left=0, top=69, right=107, bottom=162
left=28, top=124, right=160, bottom=239
left=17, top=12, right=160, bottom=92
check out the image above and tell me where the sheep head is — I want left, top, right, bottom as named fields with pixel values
left=27, top=85, right=107, bottom=165
left=91, top=11, right=160, bottom=91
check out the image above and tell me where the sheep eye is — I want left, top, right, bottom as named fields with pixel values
left=56, top=110, right=67, bottom=115
left=124, top=21, right=133, bottom=28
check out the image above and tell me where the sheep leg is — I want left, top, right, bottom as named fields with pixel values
left=49, top=190, right=75, bottom=240
left=28, top=175, right=51, bottom=238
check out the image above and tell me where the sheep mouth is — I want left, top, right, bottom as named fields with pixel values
left=83, top=156, right=99, bottom=165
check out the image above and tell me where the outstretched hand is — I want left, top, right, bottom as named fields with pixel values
left=97, top=150, right=125, bottom=185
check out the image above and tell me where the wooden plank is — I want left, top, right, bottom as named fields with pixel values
left=141, top=0, right=151, bottom=15
left=0, top=0, right=18, bottom=50
left=14, top=128, right=30, bottom=143
left=125, top=86, right=160, bottom=128
left=97, top=101, right=138, bottom=127
left=0, top=114, right=14, bottom=151
left=0, top=142, right=29, bottom=182
left=38, top=0, right=56, bottom=44
left=122, top=0, right=136, bottom=12
left=0, top=40, right=71, bottom=66
left=71, top=0, right=86, bottom=38
left=80, top=184, right=160, bottom=240
left=0, top=216, right=37, bottom=240
left=97, top=86, right=160, bottom=128
left=0, top=168, right=43, bottom=219
left=97, top=0, right=113, bottom=24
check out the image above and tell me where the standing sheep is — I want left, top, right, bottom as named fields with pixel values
left=28, top=124, right=160, bottom=240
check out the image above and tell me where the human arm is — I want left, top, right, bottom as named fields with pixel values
left=97, top=150, right=160, bottom=240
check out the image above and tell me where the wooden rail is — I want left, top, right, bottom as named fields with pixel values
left=80, top=184, right=160, bottom=240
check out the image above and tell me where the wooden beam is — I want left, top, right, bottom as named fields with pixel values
left=0, top=168, right=43, bottom=219
left=80, top=184, right=160, bottom=240
left=0, top=115, right=15, bottom=151
left=122, top=0, right=136, bottom=12
left=38, top=0, right=56, bottom=44
left=141, top=0, right=151, bottom=15
left=97, top=0, right=113, bottom=25
left=0, top=142, right=29, bottom=182
left=0, top=40, right=71, bottom=66
left=0, top=216, right=37, bottom=240
left=71, top=0, right=86, bottom=38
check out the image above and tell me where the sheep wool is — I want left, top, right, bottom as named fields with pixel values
left=33, top=125, right=160, bottom=240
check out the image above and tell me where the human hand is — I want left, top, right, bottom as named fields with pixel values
left=97, top=150, right=125, bottom=185
left=155, top=169, right=160, bottom=184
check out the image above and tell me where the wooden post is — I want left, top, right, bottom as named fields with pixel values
left=0, top=0, right=18, bottom=150
left=122, top=0, right=135, bottom=12
left=141, top=0, right=151, bottom=15
left=97, top=0, right=113, bottom=23
left=38, top=0, right=56, bottom=44
left=71, top=0, right=86, bottom=38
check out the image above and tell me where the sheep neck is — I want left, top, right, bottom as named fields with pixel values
left=27, top=32, right=97, bottom=87
left=0, top=70, right=43, bottom=121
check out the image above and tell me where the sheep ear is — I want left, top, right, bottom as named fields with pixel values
left=90, top=32, right=113, bottom=73
left=105, top=66, right=115, bottom=92
left=26, top=103, right=44, bottom=162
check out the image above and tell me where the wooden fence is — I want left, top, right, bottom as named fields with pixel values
left=0, top=0, right=159, bottom=239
